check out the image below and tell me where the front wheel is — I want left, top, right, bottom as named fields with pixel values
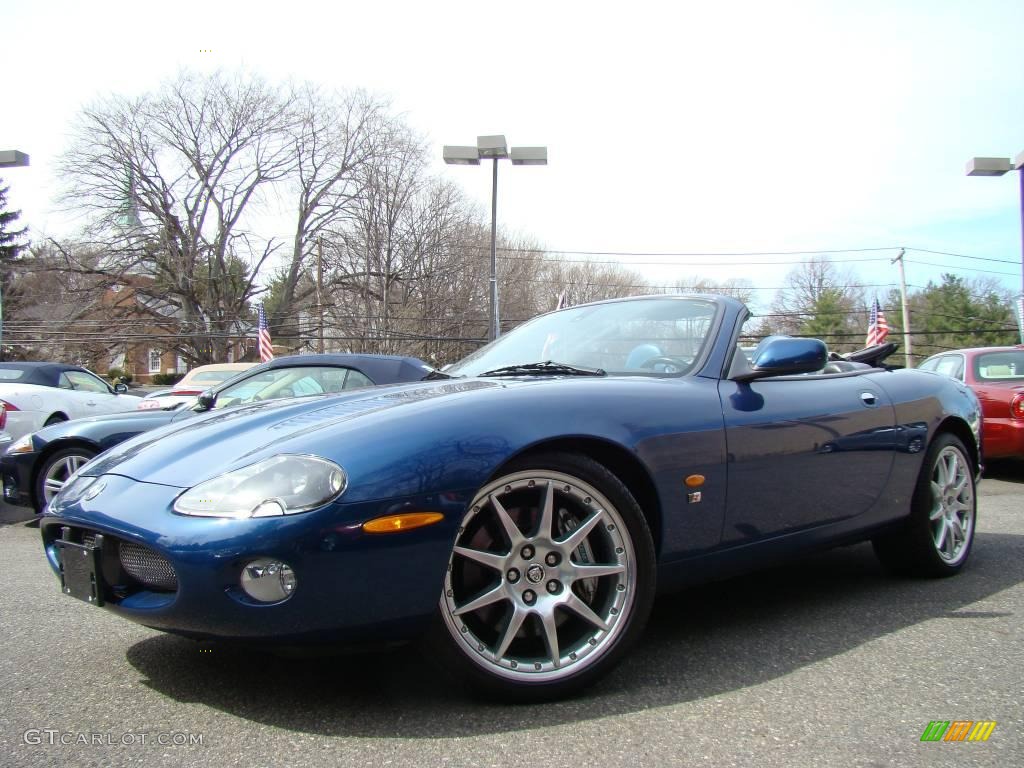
left=428, top=452, right=655, bottom=700
left=873, top=433, right=976, bottom=577
left=35, top=447, right=97, bottom=512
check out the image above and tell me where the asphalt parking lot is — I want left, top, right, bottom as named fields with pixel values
left=1, top=466, right=1021, bottom=768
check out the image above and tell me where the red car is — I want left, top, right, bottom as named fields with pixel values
left=918, top=346, right=1024, bottom=460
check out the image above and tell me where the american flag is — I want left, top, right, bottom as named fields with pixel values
left=258, top=303, right=274, bottom=362
left=866, top=298, right=890, bottom=346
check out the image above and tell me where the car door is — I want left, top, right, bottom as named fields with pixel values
left=718, top=371, right=897, bottom=544
left=60, top=370, right=123, bottom=417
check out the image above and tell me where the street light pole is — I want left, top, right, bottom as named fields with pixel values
left=443, top=136, right=547, bottom=341
left=489, top=156, right=500, bottom=342
left=967, top=152, right=1024, bottom=343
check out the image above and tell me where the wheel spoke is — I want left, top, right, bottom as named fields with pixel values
left=494, top=605, right=528, bottom=659
left=571, top=562, right=626, bottom=581
left=563, top=591, right=610, bottom=632
left=453, top=545, right=505, bottom=572
left=490, top=494, right=525, bottom=550
left=536, top=481, right=555, bottom=540
left=452, top=584, right=507, bottom=617
left=950, top=518, right=965, bottom=548
left=539, top=609, right=561, bottom=668
left=933, top=520, right=948, bottom=552
left=557, top=509, right=605, bottom=553
left=928, top=482, right=943, bottom=519
left=43, top=478, right=64, bottom=495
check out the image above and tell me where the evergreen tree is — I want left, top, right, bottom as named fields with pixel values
left=0, top=178, right=28, bottom=262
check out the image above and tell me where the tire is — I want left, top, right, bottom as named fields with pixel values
left=34, top=446, right=97, bottom=513
left=872, top=433, right=976, bottom=577
left=427, top=452, right=656, bottom=701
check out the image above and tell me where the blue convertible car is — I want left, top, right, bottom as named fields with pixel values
left=40, top=295, right=982, bottom=699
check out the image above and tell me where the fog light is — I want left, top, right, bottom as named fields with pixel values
left=240, top=558, right=297, bottom=603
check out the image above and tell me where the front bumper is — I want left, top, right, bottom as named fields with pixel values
left=1, top=451, right=35, bottom=509
left=40, top=474, right=462, bottom=644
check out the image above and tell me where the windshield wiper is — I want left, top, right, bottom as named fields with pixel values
left=477, top=361, right=606, bottom=377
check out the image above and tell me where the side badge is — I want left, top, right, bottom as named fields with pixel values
left=685, top=474, right=704, bottom=504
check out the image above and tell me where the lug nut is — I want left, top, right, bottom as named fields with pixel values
left=506, top=568, right=521, bottom=583
left=545, top=552, right=560, bottom=566
left=523, top=590, right=536, bottom=605
left=521, top=545, right=535, bottom=559
left=546, top=580, right=560, bottom=594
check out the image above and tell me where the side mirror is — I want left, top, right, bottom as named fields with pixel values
left=196, top=389, right=217, bottom=410
left=114, top=383, right=129, bottom=394
left=735, top=338, right=828, bottom=382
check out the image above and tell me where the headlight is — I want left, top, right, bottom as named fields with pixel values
left=6, top=435, right=34, bottom=455
left=51, top=473, right=100, bottom=510
left=173, top=454, right=347, bottom=519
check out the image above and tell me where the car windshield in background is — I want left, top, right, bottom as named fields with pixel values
left=446, top=296, right=719, bottom=378
left=974, top=351, right=1024, bottom=381
left=188, top=371, right=242, bottom=385
left=211, top=366, right=369, bottom=410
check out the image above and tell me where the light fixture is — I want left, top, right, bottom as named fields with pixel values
left=0, top=150, right=29, bottom=168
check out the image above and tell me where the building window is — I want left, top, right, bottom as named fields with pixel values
left=149, top=350, right=161, bottom=373
left=176, top=356, right=188, bottom=374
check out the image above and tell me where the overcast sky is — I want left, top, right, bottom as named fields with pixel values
left=4, top=0, right=1024, bottom=311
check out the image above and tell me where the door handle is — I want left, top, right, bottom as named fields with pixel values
left=860, top=392, right=877, bottom=406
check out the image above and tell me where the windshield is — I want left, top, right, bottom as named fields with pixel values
left=210, top=366, right=360, bottom=409
left=447, top=296, right=719, bottom=378
left=974, top=351, right=1024, bottom=381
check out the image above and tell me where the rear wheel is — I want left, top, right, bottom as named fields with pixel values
left=873, top=433, right=976, bottom=577
left=429, top=452, right=655, bottom=700
left=35, top=446, right=97, bottom=512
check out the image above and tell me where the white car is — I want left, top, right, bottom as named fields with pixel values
left=136, top=363, right=256, bottom=411
left=0, top=362, right=142, bottom=441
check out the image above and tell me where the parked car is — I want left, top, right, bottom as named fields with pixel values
left=917, top=345, right=1024, bottom=461
left=39, top=295, right=981, bottom=700
left=3, top=354, right=435, bottom=512
left=138, top=363, right=257, bottom=410
left=0, top=362, right=141, bottom=444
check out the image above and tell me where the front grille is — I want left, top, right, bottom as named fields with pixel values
left=76, top=530, right=178, bottom=592
left=118, top=541, right=178, bottom=591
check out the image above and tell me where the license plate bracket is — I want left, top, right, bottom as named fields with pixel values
left=56, top=536, right=106, bottom=606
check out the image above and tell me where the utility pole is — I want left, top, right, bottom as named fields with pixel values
left=317, top=237, right=325, bottom=354
left=892, top=248, right=913, bottom=368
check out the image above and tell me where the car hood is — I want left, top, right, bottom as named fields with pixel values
left=32, top=407, right=185, bottom=444
left=81, top=379, right=503, bottom=488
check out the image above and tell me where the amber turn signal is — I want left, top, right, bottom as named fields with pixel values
left=362, top=512, right=444, bottom=534
left=684, top=474, right=705, bottom=488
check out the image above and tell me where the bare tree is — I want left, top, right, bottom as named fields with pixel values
left=536, top=258, right=648, bottom=312
left=274, top=86, right=391, bottom=336
left=765, top=257, right=865, bottom=350
left=671, top=276, right=755, bottom=305
left=57, top=70, right=297, bottom=363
